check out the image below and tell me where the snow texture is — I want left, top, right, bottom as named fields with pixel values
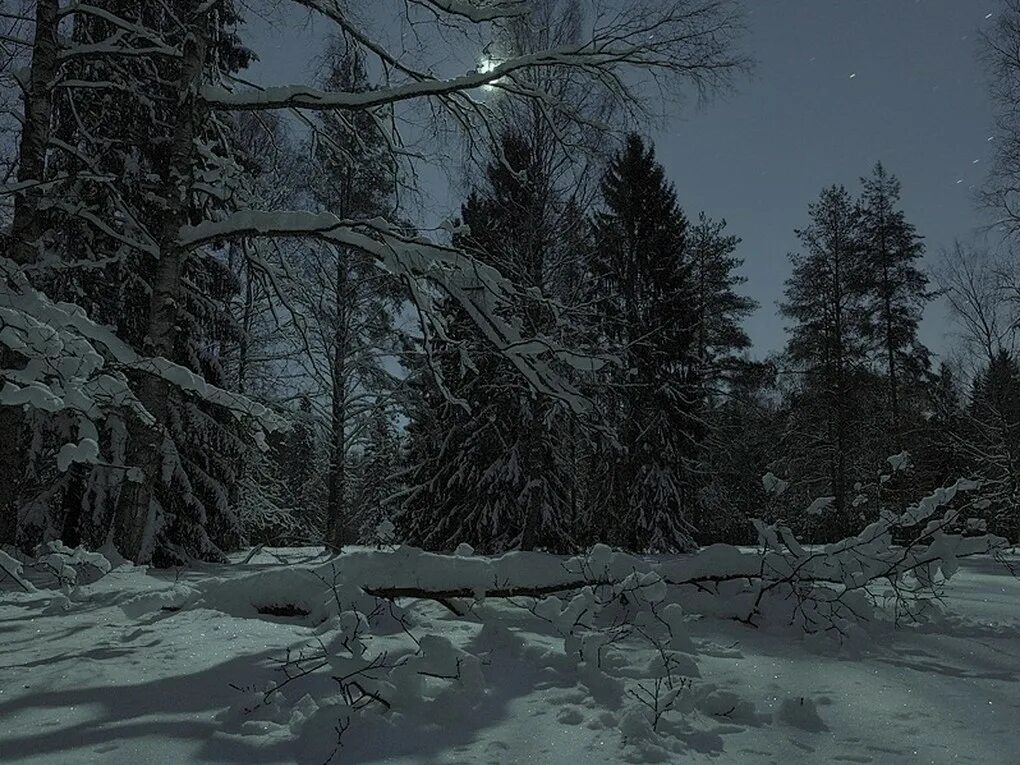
left=2, top=534, right=1018, bottom=764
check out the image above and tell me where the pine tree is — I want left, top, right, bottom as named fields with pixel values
left=780, top=185, right=874, bottom=538
left=858, top=163, right=930, bottom=445
left=590, top=134, right=701, bottom=552
left=689, top=213, right=757, bottom=383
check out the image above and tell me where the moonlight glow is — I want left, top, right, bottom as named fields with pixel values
left=477, top=57, right=504, bottom=90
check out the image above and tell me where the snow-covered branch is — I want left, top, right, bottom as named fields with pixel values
left=180, top=211, right=598, bottom=412
left=203, top=0, right=744, bottom=121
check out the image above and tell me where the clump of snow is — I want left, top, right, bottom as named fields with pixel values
left=886, top=450, right=912, bottom=472
left=775, top=696, right=828, bottom=732
left=761, top=472, right=789, bottom=496
left=42, top=594, right=72, bottom=614
left=1, top=540, right=113, bottom=591
left=805, top=496, right=835, bottom=516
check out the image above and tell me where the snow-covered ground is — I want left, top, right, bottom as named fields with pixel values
left=1, top=547, right=1018, bottom=765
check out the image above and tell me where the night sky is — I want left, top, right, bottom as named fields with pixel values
left=654, top=0, right=998, bottom=357
left=247, top=1, right=1001, bottom=358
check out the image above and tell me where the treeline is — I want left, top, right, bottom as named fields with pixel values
left=1, top=1, right=1016, bottom=565
left=257, top=130, right=1020, bottom=551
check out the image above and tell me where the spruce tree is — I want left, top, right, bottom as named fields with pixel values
left=590, top=134, right=701, bottom=552
left=9, top=2, right=258, bottom=562
left=399, top=131, right=577, bottom=553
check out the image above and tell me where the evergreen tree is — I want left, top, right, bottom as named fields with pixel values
left=913, top=363, right=970, bottom=494
left=780, top=185, right=874, bottom=538
left=968, top=351, right=1020, bottom=539
left=858, top=163, right=930, bottom=445
left=399, top=131, right=578, bottom=553
left=697, top=360, right=781, bottom=544
left=6, top=2, right=257, bottom=563
left=689, top=213, right=757, bottom=384
left=590, top=134, right=701, bottom=552
left=350, top=407, right=401, bottom=541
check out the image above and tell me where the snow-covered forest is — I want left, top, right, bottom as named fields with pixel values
left=1, top=1, right=1019, bottom=763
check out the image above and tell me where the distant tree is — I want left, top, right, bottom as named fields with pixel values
left=913, top=362, right=970, bottom=491
left=688, top=213, right=757, bottom=387
left=296, top=37, right=402, bottom=550
left=967, top=351, right=1020, bottom=539
left=697, top=359, right=781, bottom=544
left=350, top=407, right=401, bottom=542
left=857, top=163, right=930, bottom=445
left=936, top=241, right=1018, bottom=369
left=780, top=185, right=874, bottom=538
left=981, top=0, right=1020, bottom=236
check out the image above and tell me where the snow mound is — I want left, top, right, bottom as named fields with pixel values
left=775, top=696, right=828, bottom=732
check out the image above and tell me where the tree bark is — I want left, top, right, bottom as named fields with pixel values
left=326, top=247, right=355, bottom=549
left=1, top=0, right=60, bottom=548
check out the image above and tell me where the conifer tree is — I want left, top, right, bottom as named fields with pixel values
left=858, top=163, right=930, bottom=445
left=399, top=131, right=578, bottom=553
left=350, top=407, right=401, bottom=541
left=689, top=213, right=756, bottom=385
left=590, top=134, right=701, bottom=552
left=780, top=185, right=874, bottom=537
left=3, top=2, right=258, bottom=562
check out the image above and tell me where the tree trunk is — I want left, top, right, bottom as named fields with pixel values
left=10, top=0, right=58, bottom=266
left=326, top=253, right=354, bottom=549
left=114, top=27, right=207, bottom=563
left=883, top=267, right=900, bottom=443
left=1, top=0, right=60, bottom=547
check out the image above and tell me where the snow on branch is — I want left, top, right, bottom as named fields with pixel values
left=0, top=259, right=284, bottom=472
left=174, top=476, right=1008, bottom=634
left=180, top=211, right=601, bottom=412
left=202, top=0, right=745, bottom=117
left=408, top=0, right=530, bottom=22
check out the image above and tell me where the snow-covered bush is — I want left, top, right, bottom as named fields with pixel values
left=0, top=539, right=113, bottom=599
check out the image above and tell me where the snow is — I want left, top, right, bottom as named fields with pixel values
left=1, top=546, right=1018, bottom=764
left=761, top=472, right=789, bottom=496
